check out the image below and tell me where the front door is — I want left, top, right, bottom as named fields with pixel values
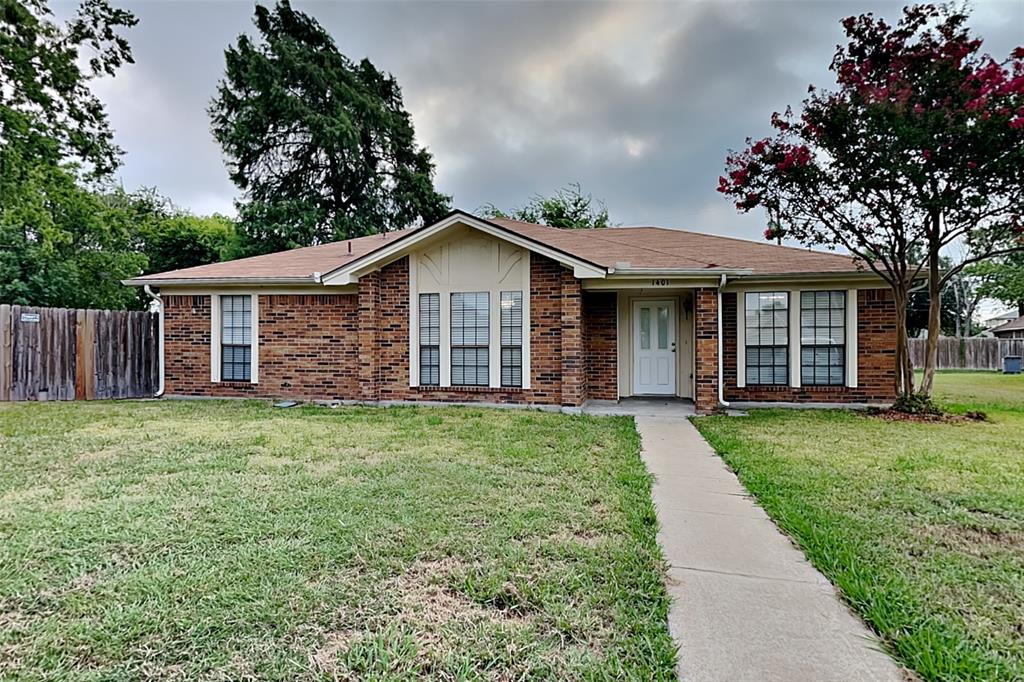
left=633, top=299, right=676, bottom=395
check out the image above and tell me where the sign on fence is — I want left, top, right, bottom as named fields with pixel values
left=0, top=305, right=159, bottom=402
left=909, top=337, right=1024, bottom=371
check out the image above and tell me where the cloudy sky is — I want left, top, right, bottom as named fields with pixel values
left=72, top=0, right=1024, bottom=241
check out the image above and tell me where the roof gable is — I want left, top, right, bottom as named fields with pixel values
left=319, top=211, right=608, bottom=284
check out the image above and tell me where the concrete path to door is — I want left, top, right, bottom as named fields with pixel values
left=636, top=416, right=905, bottom=682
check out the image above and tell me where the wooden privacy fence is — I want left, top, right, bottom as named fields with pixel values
left=909, top=337, right=1024, bottom=371
left=0, top=305, right=159, bottom=401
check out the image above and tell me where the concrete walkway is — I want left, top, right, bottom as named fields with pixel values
left=636, top=416, right=905, bottom=682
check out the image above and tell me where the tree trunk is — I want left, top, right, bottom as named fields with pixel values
left=892, top=284, right=914, bottom=399
left=1018, top=300, right=1024, bottom=317
left=919, top=218, right=942, bottom=397
left=953, top=279, right=962, bottom=337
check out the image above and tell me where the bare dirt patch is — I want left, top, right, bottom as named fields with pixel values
left=925, top=523, right=1024, bottom=557
left=865, top=408, right=986, bottom=424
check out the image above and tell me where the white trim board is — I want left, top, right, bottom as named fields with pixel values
left=321, top=213, right=605, bottom=285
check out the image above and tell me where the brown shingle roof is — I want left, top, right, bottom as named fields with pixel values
left=488, top=218, right=865, bottom=275
left=991, top=315, right=1024, bottom=335
left=127, top=229, right=415, bottom=283
left=127, top=211, right=868, bottom=284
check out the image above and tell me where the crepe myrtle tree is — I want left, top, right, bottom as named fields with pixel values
left=718, top=4, right=1024, bottom=403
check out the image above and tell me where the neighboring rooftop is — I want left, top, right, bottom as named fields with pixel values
left=991, top=315, right=1024, bottom=335
left=127, top=211, right=867, bottom=284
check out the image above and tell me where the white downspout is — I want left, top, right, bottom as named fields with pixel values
left=144, top=285, right=165, bottom=398
left=717, top=273, right=730, bottom=408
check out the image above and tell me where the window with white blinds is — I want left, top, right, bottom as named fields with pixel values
left=745, top=292, right=789, bottom=385
left=221, top=295, right=251, bottom=381
left=419, top=293, right=440, bottom=385
left=451, top=292, right=489, bottom=386
left=500, top=291, right=523, bottom=387
left=800, top=291, right=846, bottom=385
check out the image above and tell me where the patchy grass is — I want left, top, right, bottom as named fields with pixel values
left=0, top=401, right=675, bottom=680
left=922, top=370, right=1024, bottom=412
left=694, top=371, right=1024, bottom=681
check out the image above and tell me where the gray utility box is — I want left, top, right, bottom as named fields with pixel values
left=1004, top=355, right=1022, bottom=374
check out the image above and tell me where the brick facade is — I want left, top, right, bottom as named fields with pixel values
left=693, top=288, right=720, bottom=413
left=582, top=291, right=618, bottom=401
left=164, top=294, right=358, bottom=399
left=160, top=265, right=896, bottom=411
left=722, top=289, right=896, bottom=403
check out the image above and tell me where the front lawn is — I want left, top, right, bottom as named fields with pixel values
left=694, top=372, right=1024, bottom=682
left=0, top=401, right=676, bottom=679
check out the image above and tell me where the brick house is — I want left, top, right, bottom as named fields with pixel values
left=125, top=210, right=897, bottom=413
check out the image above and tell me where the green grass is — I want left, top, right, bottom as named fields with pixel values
left=694, top=372, right=1024, bottom=681
left=0, top=401, right=676, bottom=680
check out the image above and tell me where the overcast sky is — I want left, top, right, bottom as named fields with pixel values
left=72, top=0, right=1024, bottom=241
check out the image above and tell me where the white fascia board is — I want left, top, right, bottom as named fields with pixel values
left=723, top=272, right=883, bottom=289
left=606, top=267, right=753, bottom=277
left=320, top=214, right=607, bottom=284
left=123, top=276, right=317, bottom=287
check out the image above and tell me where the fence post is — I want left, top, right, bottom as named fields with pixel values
left=0, top=305, right=10, bottom=401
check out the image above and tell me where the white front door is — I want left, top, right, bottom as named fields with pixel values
left=633, top=299, right=677, bottom=395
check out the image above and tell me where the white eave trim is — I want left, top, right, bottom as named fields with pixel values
left=123, top=276, right=318, bottom=287
left=320, top=213, right=607, bottom=285
left=725, top=271, right=882, bottom=285
left=606, top=267, right=753, bottom=278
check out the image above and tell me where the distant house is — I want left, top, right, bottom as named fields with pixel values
left=983, top=310, right=1019, bottom=330
left=125, top=210, right=897, bottom=413
left=991, top=316, right=1024, bottom=339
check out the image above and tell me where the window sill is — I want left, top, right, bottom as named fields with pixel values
left=741, top=384, right=848, bottom=391
left=414, top=385, right=524, bottom=393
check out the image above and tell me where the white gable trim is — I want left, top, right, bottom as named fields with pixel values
left=320, top=213, right=606, bottom=285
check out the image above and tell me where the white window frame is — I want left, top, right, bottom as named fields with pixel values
left=737, top=287, right=857, bottom=389
left=799, top=290, right=848, bottom=386
left=409, top=252, right=531, bottom=389
left=739, top=291, right=791, bottom=387
left=211, top=293, right=259, bottom=384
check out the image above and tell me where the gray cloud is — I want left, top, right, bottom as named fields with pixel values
left=82, top=0, right=1024, bottom=240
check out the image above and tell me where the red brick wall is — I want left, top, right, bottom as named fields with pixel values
left=693, top=288, right=720, bottom=413
left=560, top=274, right=584, bottom=406
left=583, top=291, right=618, bottom=400
left=722, top=289, right=896, bottom=402
left=164, top=294, right=359, bottom=399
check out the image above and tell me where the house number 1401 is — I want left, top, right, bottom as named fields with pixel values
left=650, top=279, right=669, bottom=286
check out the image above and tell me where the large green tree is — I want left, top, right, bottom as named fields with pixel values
left=718, top=5, right=1024, bottom=402
left=1, top=0, right=134, bottom=175
left=209, top=0, right=450, bottom=256
left=972, top=251, right=1024, bottom=316
left=1, top=0, right=141, bottom=308
left=481, top=182, right=611, bottom=229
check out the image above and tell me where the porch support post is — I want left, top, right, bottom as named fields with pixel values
left=694, top=287, right=721, bottom=413
left=560, top=270, right=584, bottom=407
left=357, top=271, right=380, bottom=401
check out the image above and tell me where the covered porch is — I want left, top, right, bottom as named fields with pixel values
left=582, top=282, right=721, bottom=413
